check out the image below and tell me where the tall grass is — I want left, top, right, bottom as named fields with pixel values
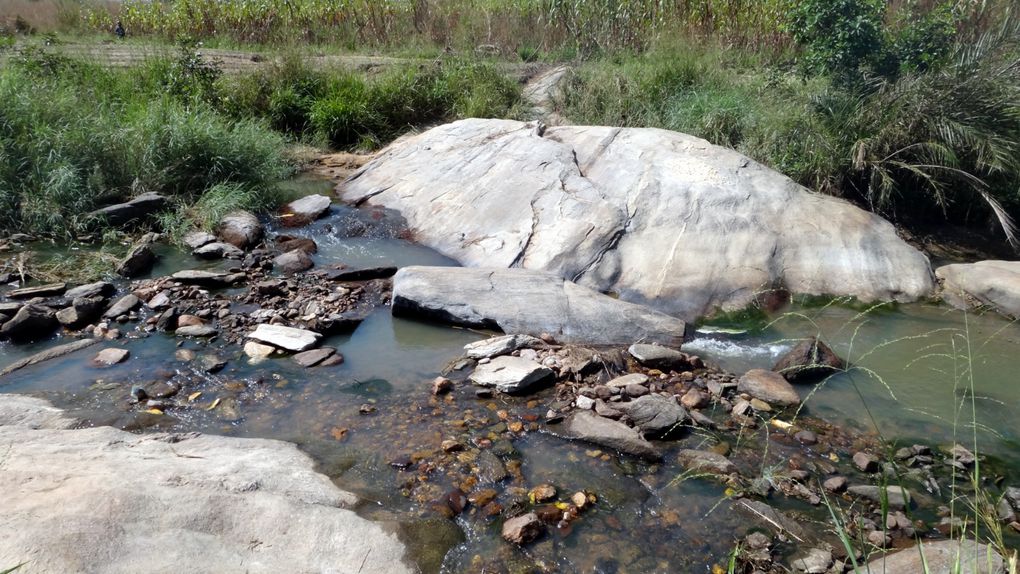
left=0, top=49, right=291, bottom=237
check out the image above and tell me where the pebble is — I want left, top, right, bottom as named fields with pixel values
left=432, top=377, right=453, bottom=395
left=502, top=513, right=544, bottom=544
left=853, top=452, right=879, bottom=472
left=795, top=430, right=818, bottom=445
left=823, top=476, right=847, bottom=492
left=529, top=484, right=556, bottom=503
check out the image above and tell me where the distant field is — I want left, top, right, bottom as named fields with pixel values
left=0, top=0, right=117, bottom=32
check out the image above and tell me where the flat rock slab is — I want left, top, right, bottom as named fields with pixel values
left=677, top=449, right=738, bottom=474
left=7, top=282, right=67, bottom=299
left=738, top=369, right=801, bottom=407
left=392, top=266, right=686, bottom=346
left=87, top=192, right=167, bottom=226
left=324, top=266, right=398, bottom=281
left=557, top=411, right=662, bottom=461
left=64, top=281, right=115, bottom=300
left=628, top=343, right=688, bottom=371
left=292, top=347, right=337, bottom=368
left=862, top=539, right=1004, bottom=574
left=284, top=194, right=332, bottom=223
left=469, top=356, right=554, bottom=394
left=183, top=231, right=217, bottom=249
left=103, top=294, right=140, bottom=319
left=937, top=260, right=1020, bottom=319
left=193, top=241, right=244, bottom=260
left=607, top=373, right=649, bottom=388
left=614, top=394, right=687, bottom=437
left=93, top=348, right=130, bottom=366
left=176, top=325, right=218, bottom=337
left=344, top=119, right=934, bottom=322
left=464, top=334, right=543, bottom=360
left=171, top=270, right=244, bottom=286
left=0, top=394, right=410, bottom=574
left=248, top=324, right=322, bottom=352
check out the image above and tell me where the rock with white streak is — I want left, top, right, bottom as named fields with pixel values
left=247, top=324, right=322, bottom=352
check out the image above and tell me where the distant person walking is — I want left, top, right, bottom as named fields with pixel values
left=114, top=20, right=125, bottom=39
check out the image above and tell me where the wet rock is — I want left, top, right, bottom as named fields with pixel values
left=176, top=325, right=218, bottom=337
left=171, top=270, right=244, bottom=287
left=103, top=294, right=140, bottom=319
left=529, top=485, right=557, bottom=503
left=292, top=347, right=336, bottom=368
left=255, top=279, right=286, bottom=296
left=284, top=194, right=332, bottom=223
left=464, top=334, right=542, bottom=360
left=146, top=292, right=171, bottom=310
left=795, top=430, right=818, bottom=445
left=275, top=236, right=318, bottom=255
left=607, top=373, right=649, bottom=388
left=392, top=266, right=686, bottom=346
left=791, top=547, right=832, bottom=573
left=1006, top=487, right=1020, bottom=510
left=823, top=476, right=847, bottom=493
left=558, top=411, right=662, bottom=461
left=116, top=244, right=156, bottom=278
left=950, top=444, right=976, bottom=466
left=324, top=266, right=398, bottom=281
left=468, top=356, right=554, bottom=394
left=174, top=349, right=195, bottom=362
left=847, top=484, right=911, bottom=508
left=735, top=499, right=807, bottom=540
left=502, top=513, right=544, bottom=545
left=772, top=337, right=845, bottom=382
left=677, top=449, right=737, bottom=475
left=853, top=452, right=879, bottom=472
left=865, top=539, right=1003, bottom=574
left=614, top=394, right=687, bottom=438
left=431, top=377, right=453, bottom=395
left=680, top=389, right=708, bottom=409
left=64, top=281, right=115, bottom=300
left=996, top=498, right=1016, bottom=523
left=88, top=192, right=167, bottom=226
left=92, top=348, right=129, bottom=366
left=627, top=343, right=688, bottom=371
left=247, top=324, right=322, bottom=352
left=199, top=354, right=227, bottom=373
left=274, top=249, right=314, bottom=275
left=575, top=395, right=595, bottom=410
left=183, top=231, right=217, bottom=250
left=244, top=341, right=276, bottom=361
left=0, top=305, right=57, bottom=342
left=56, top=296, right=106, bottom=328
left=178, top=315, right=205, bottom=328
left=217, top=210, right=263, bottom=250
left=193, top=242, right=244, bottom=260
left=474, top=450, right=509, bottom=484
left=737, top=369, right=800, bottom=407
left=7, top=283, right=67, bottom=299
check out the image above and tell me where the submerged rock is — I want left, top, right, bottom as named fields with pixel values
left=737, top=369, right=800, bottom=407
left=469, top=356, right=554, bottom=394
left=772, top=337, right=845, bottom=383
left=344, top=119, right=934, bottom=322
left=557, top=411, right=662, bottom=461
left=392, top=266, right=686, bottom=346
left=502, top=512, right=544, bottom=545
left=677, top=449, right=737, bottom=475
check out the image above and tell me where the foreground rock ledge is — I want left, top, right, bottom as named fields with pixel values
left=392, top=266, right=686, bottom=345
left=936, top=260, right=1020, bottom=319
left=0, top=394, right=410, bottom=574
left=344, top=119, right=934, bottom=321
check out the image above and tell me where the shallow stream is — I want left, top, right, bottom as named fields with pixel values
left=2, top=177, right=1019, bottom=573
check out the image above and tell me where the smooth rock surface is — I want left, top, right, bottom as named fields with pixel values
left=64, top=281, right=115, bottom=300
left=284, top=194, right=332, bottom=223
left=464, top=334, right=543, bottom=359
left=468, top=356, right=554, bottom=394
left=557, top=411, right=662, bottom=461
left=392, top=266, right=686, bottom=346
left=176, top=325, right=218, bottom=337
left=194, top=241, right=244, bottom=260
left=217, top=210, right=264, bottom=250
left=937, top=260, right=1020, bottom=319
left=773, top=337, right=846, bottom=382
left=737, top=369, right=801, bottom=407
left=627, top=343, right=688, bottom=371
left=93, top=348, right=129, bottom=366
left=0, top=395, right=410, bottom=574
left=116, top=244, right=156, bottom=278
left=183, top=231, right=217, bottom=249
left=274, top=249, right=314, bottom=275
left=103, top=294, right=140, bottom=319
left=248, top=324, right=322, bottom=352
left=860, top=539, right=1004, bottom=574
left=344, top=119, right=934, bottom=321
left=88, top=192, right=167, bottom=226
left=614, top=394, right=687, bottom=437
left=677, top=449, right=738, bottom=474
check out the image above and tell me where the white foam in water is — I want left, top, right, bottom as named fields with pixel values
left=681, top=338, right=791, bottom=360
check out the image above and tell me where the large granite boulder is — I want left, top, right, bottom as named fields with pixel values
left=861, top=539, right=1004, bottom=573
left=392, top=266, right=686, bottom=346
left=344, top=119, right=934, bottom=321
left=937, top=260, right=1020, bottom=319
left=217, top=210, right=264, bottom=250
left=0, top=394, right=410, bottom=574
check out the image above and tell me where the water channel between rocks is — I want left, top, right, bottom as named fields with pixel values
left=2, top=176, right=1019, bottom=573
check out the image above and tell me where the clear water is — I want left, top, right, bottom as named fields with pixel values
left=3, top=177, right=1020, bottom=572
